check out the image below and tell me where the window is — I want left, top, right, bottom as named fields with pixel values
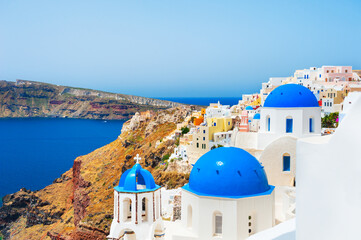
left=214, top=213, right=222, bottom=235
left=283, top=154, right=291, bottom=172
left=267, top=116, right=271, bottom=132
left=196, top=143, right=199, bottom=148
left=286, top=118, right=293, bottom=133
left=203, top=130, right=205, bottom=134
left=123, top=198, right=132, bottom=222
left=345, top=69, right=348, bottom=73
left=142, top=197, right=148, bottom=222
left=214, top=122, right=217, bottom=126
left=228, top=121, right=230, bottom=125
left=309, top=118, right=314, bottom=133
left=203, top=137, right=205, bottom=141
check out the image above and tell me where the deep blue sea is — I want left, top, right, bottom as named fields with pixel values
left=159, top=97, right=240, bottom=106
left=0, top=118, right=124, bottom=205
left=0, top=98, right=238, bottom=206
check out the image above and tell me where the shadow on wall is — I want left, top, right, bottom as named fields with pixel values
left=274, top=231, right=296, bottom=240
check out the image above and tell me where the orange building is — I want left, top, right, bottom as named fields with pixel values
left=194, top=116, right=204, bottom=126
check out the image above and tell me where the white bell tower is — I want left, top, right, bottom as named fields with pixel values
left=107, top=154, right=165, bottom=240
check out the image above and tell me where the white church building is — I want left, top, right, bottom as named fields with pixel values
left=107, top=154, right=164, bottom=240
left=249, top=78, right=361, bottom=240
left=167, top=147, right=275, bottom=240
left=232, top=84, right=321, bottom=187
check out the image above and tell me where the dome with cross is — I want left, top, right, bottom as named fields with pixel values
left=114, top=154, right=160, bottom=193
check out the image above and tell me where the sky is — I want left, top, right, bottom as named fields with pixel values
left=0, top=0, right=360, bottom=98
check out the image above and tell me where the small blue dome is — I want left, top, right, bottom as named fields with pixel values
left=183, top=147, right=273, bottom=198
left=245, top=106, right=254, bottom=110
left=115, top=163, right=160, bottom=193
left=264, top=84, right=319, bottom=108
left=253, top=113, right=261, bottom=120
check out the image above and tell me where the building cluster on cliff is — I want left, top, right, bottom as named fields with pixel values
left=107, top=65, right=361, bottom=240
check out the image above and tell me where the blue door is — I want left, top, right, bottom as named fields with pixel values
left=283, top=155, right=291, bottom=171
left=309, top=118, right=314, bottom=132
left=286, top=118, right=293, bottom=133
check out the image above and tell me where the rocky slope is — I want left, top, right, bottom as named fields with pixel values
left=0, top=107, right=192, bottom=239
left=0, top=80, right=184, bottom=120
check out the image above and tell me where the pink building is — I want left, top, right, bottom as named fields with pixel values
left=321, top=66, right=353, bottom=82
left=238, top=110, right=249, bottom=132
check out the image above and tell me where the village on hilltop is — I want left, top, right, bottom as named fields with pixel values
left=107, top=66, right=361, bottom=240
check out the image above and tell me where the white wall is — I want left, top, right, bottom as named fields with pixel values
left=259, top=136, right=297, bottom=187
left=108, top=189, right=163, bottom=240
left=171, top=190, right=274, bottom=240
left=258, top=107, right=321, bottom=150
left=297, top=96, right=361, bottom=240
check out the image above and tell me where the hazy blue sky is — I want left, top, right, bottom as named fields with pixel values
left=0, top=0, right=360, bottom=97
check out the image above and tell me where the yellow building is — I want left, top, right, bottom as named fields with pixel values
left=206, top=117, right=233, bottom=141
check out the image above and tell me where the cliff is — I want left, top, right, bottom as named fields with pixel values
left=0, top=107, right=192, bottom=239
left=0, top=80, right=184, bottom=120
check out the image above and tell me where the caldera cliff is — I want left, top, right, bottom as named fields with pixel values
left=0, top=79, right=184, bottom=120
left=0, top=106, right=192, bottom=239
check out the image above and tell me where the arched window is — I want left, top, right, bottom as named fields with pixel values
left=187, top=205, right=192, bottom=228
left=213, top=211, right=223, bottom=236
left=309, top=117, right=314, bottom=133
left=286, top=117, right=293, bottom=133
left=142, top=197, right=148, bottom=222
left=283, top=153, right=291, bottom=172
left=266, top=116, right=270, bottom=132
left=123, top=198, right=132, bottom=222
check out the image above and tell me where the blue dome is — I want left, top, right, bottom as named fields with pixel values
left=253, top=113, right=260, bottom=120
left=183, top=147, right=274, bottom=198
left=115, top=163, right=160, bottom=193
left=245, top=106, right=254, bottom=110
left=264, top=84, right=319, bottom=108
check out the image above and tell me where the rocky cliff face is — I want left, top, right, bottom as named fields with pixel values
left=0, top=80, right=184, bottom=120
left=0, top=107, right=192, bottom=239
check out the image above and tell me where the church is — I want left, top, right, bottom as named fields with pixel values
left=107, top=154, right=165, bottom=240
left=108, top=148, right=275, bottom=240
left=169, top=147, right=275, bottom=240
left=232, top=84, right=321, bottom=187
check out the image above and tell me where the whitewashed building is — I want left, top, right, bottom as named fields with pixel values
left=204, top=102, right=231, bottom=119
left=168, top=147, right=275, bottom=240
left=108, top=155, right=164, bottom=240
left=232, top=84, right=321, bottom=187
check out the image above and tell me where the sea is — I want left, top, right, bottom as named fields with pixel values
left=159, top=97, right=240, bottom=106
left=0, top=118, right=125, bottom=206
left=0, top=97, right=239, bottom=206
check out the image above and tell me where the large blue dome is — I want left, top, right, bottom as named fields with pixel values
left=264, top=84, right=319, bottom=108
left=183, top=147, right=273, bottom=198
left=115, top=162, right=160, bottom=193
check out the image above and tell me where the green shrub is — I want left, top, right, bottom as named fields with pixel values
left=321, top=112, right=339, bottom=128
left=162, top=154, right=170, bottom=161
left=181, top=126, right=190, bottom=135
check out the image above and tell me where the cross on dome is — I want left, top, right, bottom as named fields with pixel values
left=134, top=154, right=141, bottom=164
